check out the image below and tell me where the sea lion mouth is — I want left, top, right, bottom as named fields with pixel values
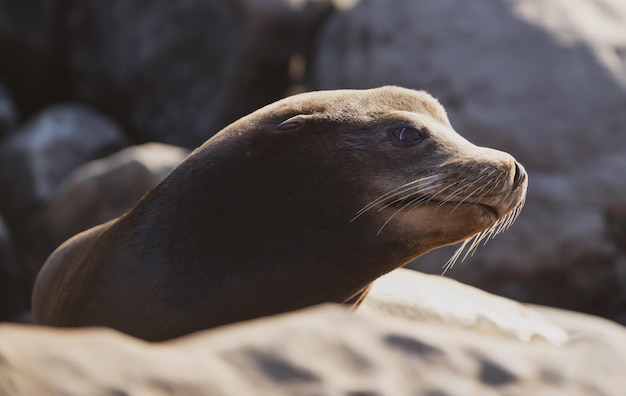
left=379, top=189, right=526, bottom=275
left=385, top=194, right=499, bottom=218
left=441, top=196, right=525, bottom=274
left=351, top=173, right=508, bottom=225
left=351, top=173, right=526, bottom=274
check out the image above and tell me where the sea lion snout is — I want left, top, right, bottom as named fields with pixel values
left=493, top=158, right=527, bottom=219
left=457, top=144, right=527, bottom=215
left=479, top=148, right=527, bottom=218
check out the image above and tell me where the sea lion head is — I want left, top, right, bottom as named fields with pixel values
left=208, top=86, right=527, bottom=271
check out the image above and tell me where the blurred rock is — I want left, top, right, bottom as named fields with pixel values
left=18, top=143, right=189, bottom=284
left=605, top=201, right=626, bottom=252
left=604, top=201, right=626, bottom=323
left=312, top=0, right=626, bottom=320
left=362, top=269, right=568, bottom=344
left=1, top=283, right=626, bottom=395
left=0, top=82, right=17, bottom=137
left=0, top=215, right=29, bottom=321
left=313, top=0, right=626, bottom=171
left=0, top=104, right=128, bottom=226
left=60, top=0, right=336, bottom=147
left=0, top=0, right=69, bottom=116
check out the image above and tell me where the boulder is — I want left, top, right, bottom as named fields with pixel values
left=362, top=269, right=568, bottom=344
left=1, top=268, right=626, bottom=395
left=0, top=104, right=128, bottom=225
left=311, top=0, right=626, bottom=321
left=0, top=0, right=66, bottom=116
left=0, top=215, right=28, bottom=321
left=313, top=0, right=626, bottom=172
left=60, top=0, right=337, bottom=147
left=0, top=82, right=17, bottom=137
left=0, top=0, right=342, bottom=146
left=18, top=143, right=189, bottom=284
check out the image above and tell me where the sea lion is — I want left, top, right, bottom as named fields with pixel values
left=32, top=86, right=527, bottom=341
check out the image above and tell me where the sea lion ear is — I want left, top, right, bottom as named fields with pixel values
left=276, top=114, right=311, bottom=131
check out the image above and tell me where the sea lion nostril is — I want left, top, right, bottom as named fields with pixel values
left=512, top=161, right=525, bottom=188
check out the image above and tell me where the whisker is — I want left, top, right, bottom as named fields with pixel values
left=469, top=170, right=501, bottom=204
left=376, top=183, right=444, bottom=213
left=442, top=238, right=471, bottom=275
left=423, top=179, right=463, bottom=206
left=434, top=177, right=470, bottom=209
left=464, top=230, right=487, bottom=260
left=362, top=175, right=440, bottom=211
left=351, top=175, right=441, bottom=221
left=442, top=168, right=499, bottom=210
left=376, top=195, right=420, bottom=235
left=442, top=198, right=526, bottom=274
left=376, top=179, right=463, bottom=234
left=440, top=172, right=496, bottom=211
left=352, top=163, right=525, bottom=273
left=453, top=180, right=491, bottom=210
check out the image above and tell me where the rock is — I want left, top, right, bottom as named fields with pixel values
left=313, top=0, right=626, bottom=172
left=17, top=143, right=189, bottom=284
left=362, top=268, right=569, bottom=344
left=0, top=0, right=340, bottom=145
left=311, top=0, right=626, bottom=321
left=604, top=201, right=626, bottom=323
left=60, top=0, right=336, bottom=147
left=0, top=215, right=28, bottom=321
left=0, top=0, right=68, bottom=116
left=605, top=200, right=626, bottom=252
left=1, top=290, right=625, bottom=394
left=0, top=82, right=17, bottom=137
left=0, top=104, right=128, bottom=225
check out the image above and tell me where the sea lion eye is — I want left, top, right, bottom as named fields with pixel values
left=391, top=126, right=426, bottom=144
